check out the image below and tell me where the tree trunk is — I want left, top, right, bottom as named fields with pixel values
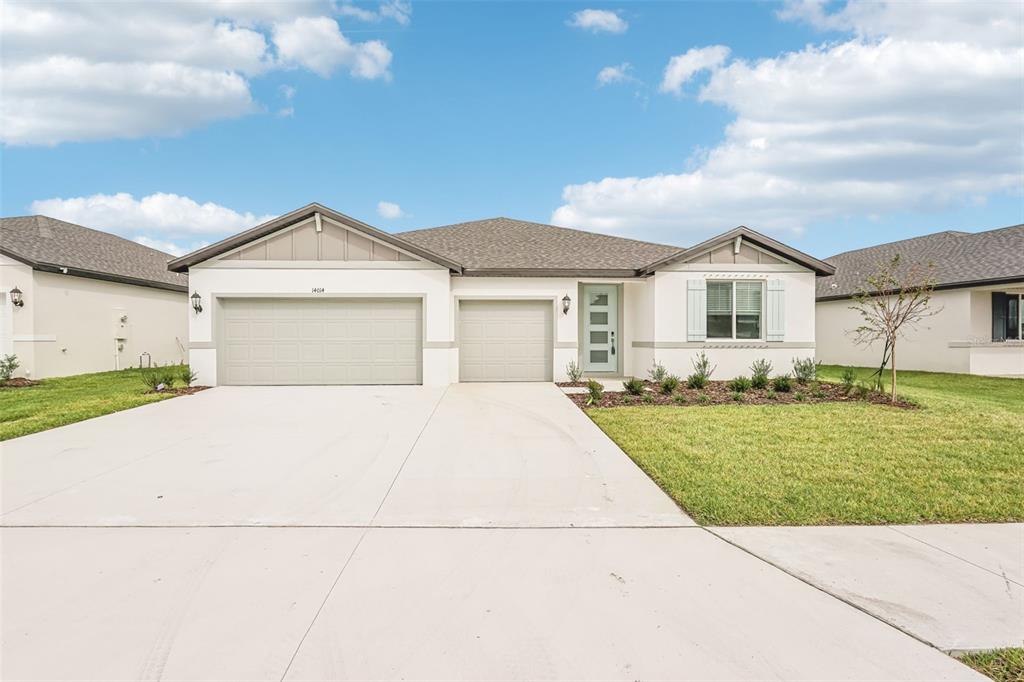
left=890, top=341, right=897, bottom=404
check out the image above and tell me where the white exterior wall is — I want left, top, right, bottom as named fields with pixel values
left=816, top=285, right=1024, bottom=376
left=187, top=263, right=453, bottom=386
left=640, top=265, right=818, bottom=380
left=0, top=254, right=187, bottom=379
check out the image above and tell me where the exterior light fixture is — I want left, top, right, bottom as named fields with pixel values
left=9, top=287, right=24, bottom=307
left=561, top=294, right=571, bottom=315
left=191, top=291, right=203, bottom=314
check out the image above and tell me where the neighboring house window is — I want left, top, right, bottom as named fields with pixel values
left=707, top=281, right=763, bottom=340
left=992, top=292, right=1022, bottom=341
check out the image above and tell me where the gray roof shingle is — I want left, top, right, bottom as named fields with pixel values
left=1, top=215, right=188, bottom=291
left=816, top=224, right=1024, bottom=300
left=398, top=217, right=682, bottom=275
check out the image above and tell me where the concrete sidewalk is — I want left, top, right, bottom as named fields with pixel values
left=715, top=523, right=1024, bottom=654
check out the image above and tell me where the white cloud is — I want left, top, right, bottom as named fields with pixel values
left=338, top=1, right=412, bottom=25
left=133, top=236, right=209, bottom=258
left=659, top=45, right=730, bottom=95
left=567, top=9, right=628, bottom=34
left=376, top=201, right=406, bottom=219
left=0, top=1, right=400, bottom=145
left=273, top=16, right=392, bottom=79
left=597, top=63, right=635, bottom=87
left=553, top=2, right=1024, bottom=242
left=30, top=193, right=275, bottom=250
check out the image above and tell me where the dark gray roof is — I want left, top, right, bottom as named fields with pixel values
left=816, top=224, right=1024, bottom=300
left=1, top=215, right=188, bottom=292
left=398, top=217, right=682, bottom=276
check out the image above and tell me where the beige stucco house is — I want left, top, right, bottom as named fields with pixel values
left=816, top=224, right=1024, bottom=377
left=0, top=216, right=189, bottom=379
left=169, top=203, right=834, bottom=387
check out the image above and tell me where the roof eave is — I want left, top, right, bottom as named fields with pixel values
left=459, top=267, right=643, bottom=278
left=816, top=275, right=1024, bottom=302
left=639, top=226, right=836, bottom=277
left=167, top=203, right=463, bottom=273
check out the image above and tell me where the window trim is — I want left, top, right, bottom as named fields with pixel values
left=706, top=279, right=766, bottom=341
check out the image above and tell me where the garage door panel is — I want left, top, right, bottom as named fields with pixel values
left=220, top=298, right=422, bottom=385
left=459, top=301, right=552, bottom=382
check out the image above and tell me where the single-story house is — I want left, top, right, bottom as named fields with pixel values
left=168, top=203, right=835, bottom=386
left=816, top=224, right=1024, bottom=377
left=0, top=215, right=189, bottom=379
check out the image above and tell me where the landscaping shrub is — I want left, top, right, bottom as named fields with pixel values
left=731, top=392, right=744, bottom=402
left=792, top=357, right=821, bottom=384
left=565, top=360, right=583, bottom=383
left=765, top=389, right=777, bottom=400
left=0, top=354, right=19, bottom=382
left=156, top=365, right=177, bottom=390
left=728, top=376, right=752, bottom=393
left=585, top=379, right=603, bottom=406
left=811, top=386, right=827, bottom=399
left=673, top=393, right=687, bottom=404
left=140, top=369, right=163, bottom=392
left=851, top=380, right=873, bottom=400
left=794, top=391, right=806, bottom=401
left=642, top=392, right=655, bottom=404
left=659, top=374, right=680, bottom=394
left=750, top=359, right=772, bottom=389
left=840, top=366, right=857, bottom=392
left=772, top=375, right=792, bottom=392
left=176, top=364, right=197, bottom=387
left=622, top=377, right=645, bottom=395
left=687, top=352, right=715, bottom=389
left=697, top=393, right=710, bottom=404
left=647, top=361, right=667, bottom=383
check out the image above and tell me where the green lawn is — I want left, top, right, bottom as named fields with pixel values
left=0, top=369, right=180, bottom=441
left=960, top=648, right=1024, bottom=682
left=588, top=366, right=1023, bottom=525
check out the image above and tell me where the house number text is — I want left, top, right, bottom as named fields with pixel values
left=311, top=287, right=325, bottom=293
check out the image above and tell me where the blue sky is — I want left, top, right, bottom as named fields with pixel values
left=2, top=1, right=1021, bottom=259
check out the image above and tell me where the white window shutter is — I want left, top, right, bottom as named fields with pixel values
left=687, top=279, right=707, bottom=341
left=767, top=278, right=785, bottom=341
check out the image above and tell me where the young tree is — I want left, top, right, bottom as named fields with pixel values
left=849, top=255, right=940, bottom=404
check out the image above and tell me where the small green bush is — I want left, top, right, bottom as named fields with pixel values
left=176, top=364, right=197, bottom=387
left=840, top=366, right=857, bottom=392
left=687, top=351, right=715, bottom=389
left=728, top=376, right=752, bottom=393
left=765, top=389, right=777, bottom=400
left=851, top=380, right=873, bottom=400
left=750, top=359, right=772, bottom=389
left=622, top=377, right=645, bottom=395
left=812, top=387, right=827, bottom=399
left=622, top=394, right=636, bottom=404
left=697, top=393, right=710, bottom=404
left=642, top=392, right=655, bottom=404
left=794, top=391, right=806, bottom=402
left=156, top=365, right=177, bottom=389
left=140, top=369, right=163, bottom=392
left=585, top=379, right=603, bottom=405
left=0, top=354, right=20, bottom=382
left=647, top=361, right=667, bottom=383
left=673, top=393, right=687, bottom=404
left=565, top=360, right=583, bottom=383
left=731, top=391, right=744, bottom=402
left=660, top=374, right=680, bottom=394
left=792, top=357, right=821, bottom=384
left=772, top=375, right=792, bottom=392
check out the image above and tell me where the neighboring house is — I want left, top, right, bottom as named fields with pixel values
left=816, top=225, right=1024, bottom=377
left=0, top=216, right=189, bottom=379
left=170, top=204, right=833, bottom=386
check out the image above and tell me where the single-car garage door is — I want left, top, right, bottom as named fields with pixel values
left=458, top=300, right=552, bottom=382
left=220, top=298, right=421, bottom=385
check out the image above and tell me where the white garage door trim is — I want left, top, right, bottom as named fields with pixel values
left=217, top=296, right=422, bottom=385
left=458, top=299, right=554, bottom=382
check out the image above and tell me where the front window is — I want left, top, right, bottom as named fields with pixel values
left=707, top=280, right=763, bottom=340
left=994, top=292, right=1022, bottom=341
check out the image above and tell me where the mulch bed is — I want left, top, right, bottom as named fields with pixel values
left=567, top=379, right=918, bottom=409
left=146, top=386, right=210, bottom=396
left=1, top=377, right=40, bottom=388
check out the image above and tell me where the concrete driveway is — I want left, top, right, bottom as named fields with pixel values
left=1, top=384, right=982, bottom=680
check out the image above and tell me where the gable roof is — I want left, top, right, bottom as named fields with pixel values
left=638, top=225, right=836, bottom=277
left=816, top=224, right=1024, bottom=301
left=398, top=217, right=682, bottom=276
left=167, top=203, right=463, bottom=273
left=0, top=215, right=188, bottom=292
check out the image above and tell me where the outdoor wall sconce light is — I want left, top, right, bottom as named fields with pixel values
left=561, top=294, right=571, bottom=315
left=9, top=287, right=24, bottom=307
left=191, top=291, right=203, bottom=314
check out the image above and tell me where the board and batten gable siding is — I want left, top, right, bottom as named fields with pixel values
left=217, top=216, right=420, bottom=263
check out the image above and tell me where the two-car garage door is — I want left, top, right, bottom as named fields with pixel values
left=220, top=298, right=421, bottom=385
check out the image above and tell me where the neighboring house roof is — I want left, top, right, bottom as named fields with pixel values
left=816, top=224, right=1024, bottom=301
left=637, top=225, right=836, bottom=277
left=167, top=203, right=462, bottom=273
left=0, top=215, right=188, bottom=292
left=398, top=217, right=682, bottom=276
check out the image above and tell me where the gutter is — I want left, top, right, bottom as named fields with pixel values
left=816, top=275, right=1024, bottom=302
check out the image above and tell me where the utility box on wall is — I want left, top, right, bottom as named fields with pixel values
left=112, top=310, right=130, bottom=340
